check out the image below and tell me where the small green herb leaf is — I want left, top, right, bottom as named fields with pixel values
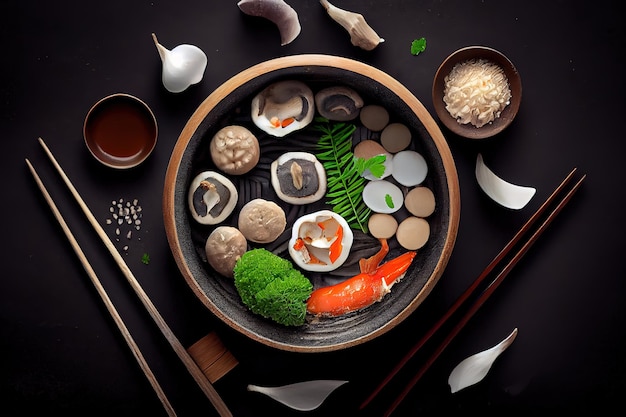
left=354, top=154, right=387, bottom=178
left=141, top=253, right=150, bottom=265
left=410, top=37, right=427, bottom=56
left=385, top=194, right=395, bottom=208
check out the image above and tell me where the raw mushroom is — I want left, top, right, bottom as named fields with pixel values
left=205, top=226, right=248, bottom=278
left=319, top=0, right=384, bottom=51
left=359, top=104, right=389, bottom=132
left=210, top=125, right=260, bottom=175
left=238, top=199, right=287, bottom=243
left=314, top=86, right=364, bottom=121
left=270, top=152, right=326, bottom=204
left=188, top=171, right=238, bottom=225
left=237, top=0, right=301, bottom=46
left=251, top=80, right=315, bottom=137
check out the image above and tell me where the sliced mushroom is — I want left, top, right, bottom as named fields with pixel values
left=270, top=152, right=326, bottom=204
left=188, top=171, right=238, bottom=225
left=314, top=86, right=364, bottom=121
left=251, top=80, right=315, bottom=137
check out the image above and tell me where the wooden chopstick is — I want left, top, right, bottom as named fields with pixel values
left=35, top=138, right=233, bottom=417
left=359, top=167, right=585, bottom=416
left=25, top=158, right=177, bottom=417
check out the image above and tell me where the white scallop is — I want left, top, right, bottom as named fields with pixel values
left=475, top=154, right=536, bottom=210
left=362, top=180, right=403, bottom=213
left=391, top=150, right=428, bottom=187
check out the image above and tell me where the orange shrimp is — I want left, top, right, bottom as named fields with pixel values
left=306, top=251, right=416, bottom=317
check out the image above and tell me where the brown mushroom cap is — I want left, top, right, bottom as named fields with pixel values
left=210, top=125, right=260, bottom=175
left=205, top=226, right=248, bottom=278
left=238, top=199, right=287, bottom=244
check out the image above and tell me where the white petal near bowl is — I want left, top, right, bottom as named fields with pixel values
left=475, top=154, right=536, bottom=210
left=163, top=55, right=460, bottom=352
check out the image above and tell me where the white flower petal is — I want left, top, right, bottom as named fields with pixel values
left=475, top=154, right=536, bottom=209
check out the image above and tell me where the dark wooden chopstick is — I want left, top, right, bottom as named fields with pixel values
left=26, top=158, right=177, bottom=417
left=34, top=138, right=233, bottom=417
left=359, top=167, right=585, bottom=416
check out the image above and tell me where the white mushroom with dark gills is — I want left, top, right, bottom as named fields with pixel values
left=251, top=80, right=315, bottom=137
left=270, top=152, right=326, bottom=205
left=314, top=86, right=364, bottom=121
left=188, top=171, right=238, bottom=225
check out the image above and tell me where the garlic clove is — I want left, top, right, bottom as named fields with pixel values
left=247, top=380, right=348, bottom=411
left=237, top=0, right=301, bottom=46
left=448, top=328, right=518, bottom=393
left=475, top=154, right=536, bottom=210
left=152, top=33, right=207, bottom=93
left=319, top=0, right=384, bottom=51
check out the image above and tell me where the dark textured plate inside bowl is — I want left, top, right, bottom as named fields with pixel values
left=432, top=46, right=522, bottom=140
left=163, top=55, right=460, bottom=352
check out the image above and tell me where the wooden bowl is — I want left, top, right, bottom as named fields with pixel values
left=432, top=46, right=522, bottom=139
left=163, top=54, right=460, bottom=352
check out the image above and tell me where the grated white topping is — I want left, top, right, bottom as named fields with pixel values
left=443, top=59, right=511, bottom=128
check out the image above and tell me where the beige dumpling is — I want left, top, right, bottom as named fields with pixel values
left=238, top=199, right=287, bottom=244
left=205, top=226, right=248, bottom=278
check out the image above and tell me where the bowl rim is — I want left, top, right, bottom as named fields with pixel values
left=163, top=54, right=461, bottom=352
left=83, top=92, right=158, bottom=169
left=432, top=46, right=522, bottom=139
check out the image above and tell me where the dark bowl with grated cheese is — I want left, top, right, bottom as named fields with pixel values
left=432, top=46, right=522, bottom=139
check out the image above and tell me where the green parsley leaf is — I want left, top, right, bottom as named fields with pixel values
left=141, top=253, right=150, bottom=265
left=410, top=38, right=427, bottom=56
left=385, top=193, right=395, bottom=208
left=354, top=154, right=387, bottom=179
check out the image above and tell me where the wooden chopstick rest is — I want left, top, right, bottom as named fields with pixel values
left=188, top=332, right=239, bottom=383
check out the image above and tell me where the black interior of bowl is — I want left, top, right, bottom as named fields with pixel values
left=172, top=65, right=452, bottom=350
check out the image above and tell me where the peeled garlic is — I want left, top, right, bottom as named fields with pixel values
left=448, top=328, right=518, bottom=393
left=475, top=154, right=536, bottom=210
left=237, top=0, right=301, bottom=46
left=319, top=0, right=384, bottom=51
left=152, top=33, right=207, bottom=93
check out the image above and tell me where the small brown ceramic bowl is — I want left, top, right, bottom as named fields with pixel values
left=84, top=93, right=158, bottom=169
left=432, top=46, right=522, bottom=139
left=163, top=54, right=461, bottom=352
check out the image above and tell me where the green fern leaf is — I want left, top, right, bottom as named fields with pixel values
left=314, top=119, right=371, bottom=233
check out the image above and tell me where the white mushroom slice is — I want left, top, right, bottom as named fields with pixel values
left=270, top=152, right=326, bottom=204
left=188, top=171, right=238, bottom=225
left=251, top=80, right=315, bottom=137
left=475, top=154, right=536, bottom=210
left=391, top=150, right=428, bottom=187
left=288, top=210, right=353, bottom=272
left=362, top=180, right=403, bottom=214
left=314, top=86, right=364, bottom=121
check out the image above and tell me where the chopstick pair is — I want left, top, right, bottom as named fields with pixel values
left=26, top=138, right=233, bottom=417
left=360, top=167, right=586, bottom=416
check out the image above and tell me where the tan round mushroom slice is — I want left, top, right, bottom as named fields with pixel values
left=205, top=226, right=248, bottom=278
left=210, top=125, right=260, bottom=175
left=368, top=213, right=398, bottom=239
left=380, top=122, right=411, bottom=153
left=238, top=199, right=287, bottom=244
left=314, top=86, right=364, bottom=121
left=188, top=171, right=238, bottom=225
left=359, top=104, right=389, bottom=132
left=270, top=152, right=326, bottom=205
left=250, top=80, right=315, bottom=137
left=404, top=186, right=436, bottom=218
left=396, top=216, right=430, bottom=250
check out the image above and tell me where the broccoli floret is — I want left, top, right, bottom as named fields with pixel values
left=233, top=248, right=313, bottom=326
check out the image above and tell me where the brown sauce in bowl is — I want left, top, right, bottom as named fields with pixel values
left=84, top=94, right=157, bottom=169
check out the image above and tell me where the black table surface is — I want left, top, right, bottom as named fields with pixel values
left=2, top=1, right=625, bottom=416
